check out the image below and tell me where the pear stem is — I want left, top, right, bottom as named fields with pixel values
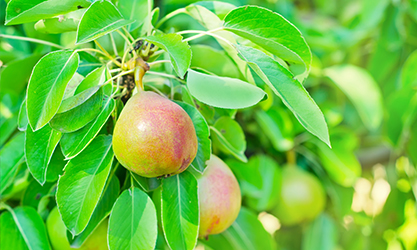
left=134, top=58, right=150, bottom=91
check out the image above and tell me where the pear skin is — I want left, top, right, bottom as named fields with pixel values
left=113, top=91, right=198, bottom=178
left=198, top=155, right=241, bottom=238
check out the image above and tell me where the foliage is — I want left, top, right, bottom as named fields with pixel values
left=1, top=0, right=417, bottom=249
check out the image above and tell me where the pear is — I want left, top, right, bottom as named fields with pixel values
left=46, top=207, right=108, bottom=250
left=198, top=155, right=241, bottom=238
left=113, top=91, right=198, bottom=178
left=272, top=166, right=326, bottom=226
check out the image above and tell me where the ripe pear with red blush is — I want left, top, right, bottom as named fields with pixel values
left=113, top=91, right=198, bottom=178
left=198, top=155, right=241, bottom=238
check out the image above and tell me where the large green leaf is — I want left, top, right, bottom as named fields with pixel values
left=60, top=96, right=115, bottom=159
left=0, top=132, right=25, bottom=194
left=25, top=124, right=62, bottom=185
left=5, top=0, right=91, bottom=25
left=161, top=171, right=199, bottom=250
left=117, top=0, right=148, bottom=31
left=27, top=50, right=79, bottom=131
left=76, top=0, right=134, bottom=44
left=302, top=214, right=338, bottom=250
left=175, top=101, right=211, bottom=173
left=57, top=135, right=113, bottom=235
left=0, top=207, right=51, bottom=250
left=108, top=187, right=157, bottom=250
left=325, top=65, right=383, bottom=131
left=146, top=34, right=191, bottom=77
left=187, top=69, right=265, bottom=109
left=223, top=5, right=311, bottom=75
left=236, top=45, right=330, bottom=147
left=204, top=208, right=275, bottom=250
left=70, top=175, right=120, bottom=247
left=49, top=87, right=103, bottom=133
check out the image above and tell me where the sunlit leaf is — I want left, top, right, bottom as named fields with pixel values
left=325, top=65, right=383, bottom=132
left=161, top=171, right=199, bottom=250
left=187, top=69, right=265, bottom=109
left=224, top=6, right=311, bottom=75
left=27, top=50, right=79, bottom=131
left=0, top=207, right=51, bottom=250
left=76, top=0, right=134, bottom=44
left=146, top=34, right=191, bottom=77
left=57, top=135, right=113, bottom=235
left=108, top=187, right=157, bottom=250
left=25, top=124, right=62, bottom=185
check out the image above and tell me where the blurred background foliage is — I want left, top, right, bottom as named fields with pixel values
left=1, top=0, right=417, bottom=249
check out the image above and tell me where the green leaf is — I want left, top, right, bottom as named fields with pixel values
left=34, top=9, right=84, bottom=34
left=0, top=132, right=25, bottom=194
left=190, top=45, right=240, bottom=79
left=70, top=175, right=120, bottom=248
left=325, top=65, right=383, bottom=131
left=57, top=86, right=101, bottom=114
left=117, top=0, right=148, bottom=31
left=204, top=208, right=275, bottom=250
left=145, top=34, right=191, bottom=77
left=5, top=0, right=91, bottom=25
left=194, top=1, right=236, bottom=19
left=211, top=116, right=247, bottom=162
left=175, top=101, right=211, bottom=173
left=401, top=49, right=417, bottom=88
left=25, top=124, right=62, bottom=185
left=316, top=136, right=361, bottom=187
left=76, top=0, right=134, bottom=44
left=77, top=52, right=103, bottom=76
left=236, top=45, right=330, bottom=147
left=131, top=173, right=161, bottom=192
left=223, top=5, right=311, bottom=75
left=22, top=180, right=54, bottom=208
left=227, top=155, right=281, bottom=211
left=60, top=96, right=115, bottom=159
left=49, top=87, right=103, bottom=133
left=46, top=146, right=66, bottom=182
left=108, top=187, right=157, bottom=250
left=302, top=214, right=338, bottom=250
left=17, top=99, right=28, bottom=131
left=75, top=66, right=107, bottom=94
left=255, top=110, right=293, bottom=152
left=0, top=207, right=51, bottom=250
left=57, top=135, right=113, bottom=235
left=161, top=171, right=199, bottom=250
left=187, top=69, right=265, bottom=109
left=27, top=50, right=79, bottom=131
left=0, top=54, right=42, bottom=99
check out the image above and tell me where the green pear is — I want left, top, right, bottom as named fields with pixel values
left=46, top=207, right=108, bottom=250
left=113, top=91, right=198, bottom=178
left=272, top=166, right=326, bottom=226
left=198, top=155, right=241, bottom=238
